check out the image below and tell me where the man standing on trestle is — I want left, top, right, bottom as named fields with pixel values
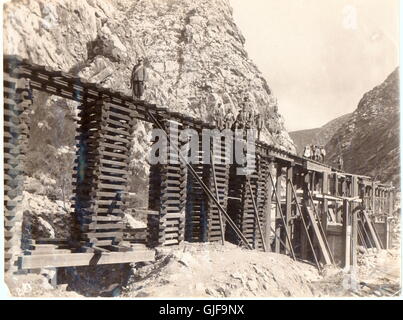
left=130, top=57, right=148, bottom=100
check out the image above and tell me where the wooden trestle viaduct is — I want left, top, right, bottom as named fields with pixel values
left=3, top=55, right=396, bottom=275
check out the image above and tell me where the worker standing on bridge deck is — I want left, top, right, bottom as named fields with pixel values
left=224, top=108, right=235, bottom=130
left=313, top=145, right=321, bottom=161
left=309, top=145, right=315, bottom=160
left=256, top=113, right=264, bottom=140
left=130, top=57, right=148, bottom=100
left=213, top=105, right=224, bottom=130
left=320, top=146, right=326, bottom=163
left=245, top=109, right=254, bottom=130
left=234, top=98, right=248, bottom=130
left=303, top=145, right=311, bottom=158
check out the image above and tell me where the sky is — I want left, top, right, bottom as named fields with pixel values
left=229, top=0, right=399, bottom=131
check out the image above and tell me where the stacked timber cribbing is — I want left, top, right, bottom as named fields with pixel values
left=147, top=133, right=163, bottom=247
left=226, top=138, right=267, bottom=250
left=185, top=132, right=209, bottom=242
left=239, top=151, right=260, bottom=249
left=3, top=74, right=31, bottom=272
left=147, top=119, right=187, bottom=246
left=2, top=56, right=397, bottom=271
left=226, top=160, right=244, bottom=246
left=72, top=100, right=136, bottom=252
left=255, top=155, right=271, bottom=249
left=205, top=134, right=230, bottom=242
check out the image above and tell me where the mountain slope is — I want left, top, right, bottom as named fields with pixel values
left=3, top=0, right=295, bottom=204
left=289, top=113, right=352, bottom=155
left=3, top=0, right=294, bottom=150
left=326, top=68, right=400, bottom=185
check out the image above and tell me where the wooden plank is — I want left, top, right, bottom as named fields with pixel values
left=85, top=239, right=114, bottom=246
left=84, top=215, right=122, bottom=222
left=20, top=249, right=155, bottom=269
left=25, top=249, right=71, bottom=255
left=362, top=210, right=382, bottom=250
left=84, top=231, right=124, bottom=238
left=163, top=239, right=179, bottom=245
left=99, top=150, right=128, bottom=160
left=73, top=199, right=124, bottom=207
left=328, top=208, right=337, bottom=222
left=86, top=222, right=125, bottom=230
left=305, top=160, right=332, bottom=173
left=304, top=206, right=332, bottom=265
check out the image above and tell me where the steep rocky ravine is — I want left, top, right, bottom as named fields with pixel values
left=326, top=68, right=399, bottom=186
left=290, top=113, right=352, bottom=156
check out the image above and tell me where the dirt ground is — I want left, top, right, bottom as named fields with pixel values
left=122, top=242, right=401, bottom=298
left=4, top=242, right=401, bottom=298
left=123, top=242, right=321, bottom=298
left=309, top=249, right=401, bottom=297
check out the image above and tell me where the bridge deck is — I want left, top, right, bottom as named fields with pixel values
left=4, top=54, right=347, bottom=176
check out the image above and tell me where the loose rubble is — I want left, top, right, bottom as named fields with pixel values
left=122, top=242, right=321, bottom=298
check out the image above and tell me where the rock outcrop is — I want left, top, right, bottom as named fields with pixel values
left=326, top=68, right=399, bottom=186
left=289, top=113, right=352, bottom=156
left=3, top=0, right=295, bottom=202
left=3, top=0, right=294, bottom=149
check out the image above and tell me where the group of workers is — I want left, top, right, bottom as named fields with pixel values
left=303, top=144, right=326, bottom=162
left=303, top=144, right=345, bottom=170
left=212, top=96, right=265, bottom=139
left=130, top=59, right=265, bottom=139
left=130, top=58, right=347, bottom=171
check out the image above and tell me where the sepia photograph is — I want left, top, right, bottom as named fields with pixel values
left=0, top=0, right=400, bottom=303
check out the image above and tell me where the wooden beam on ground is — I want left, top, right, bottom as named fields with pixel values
left=20, top=249, right=155, bottom=269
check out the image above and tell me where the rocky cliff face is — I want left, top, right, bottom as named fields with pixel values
left=3, top=0, right=295, bottom=203
left=289, top=113, right=352, bottom=156
left=3, top=0, right=294, bottom=149
left=326, top=68, right=399, bottom=186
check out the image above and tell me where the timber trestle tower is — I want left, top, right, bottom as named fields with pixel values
left=3, top=55, right=396, bottom=274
